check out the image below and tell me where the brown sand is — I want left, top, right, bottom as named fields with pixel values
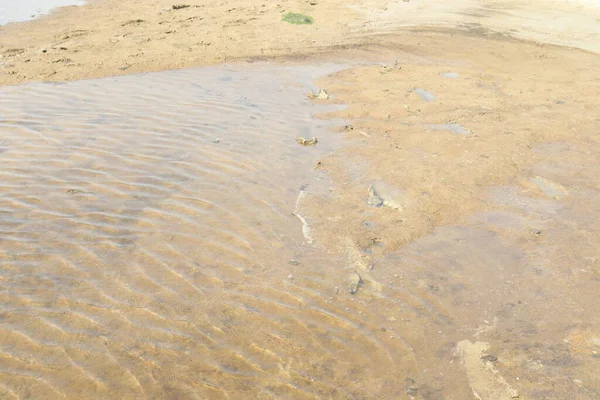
left=299, top=33, right=600, bottom=397
left=307, top=31, right=600, bottom=252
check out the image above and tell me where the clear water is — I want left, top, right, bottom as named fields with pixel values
left=0, top=0, right=84, bottom=25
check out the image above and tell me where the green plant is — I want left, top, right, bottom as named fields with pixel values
left=282, top=12, right=314, bottom=25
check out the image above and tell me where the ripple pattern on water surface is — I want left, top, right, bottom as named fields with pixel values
left=0, top=65, right=415, bottom=398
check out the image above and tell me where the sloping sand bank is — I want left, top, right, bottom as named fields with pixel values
left=1, top=0, right=599, bottom=86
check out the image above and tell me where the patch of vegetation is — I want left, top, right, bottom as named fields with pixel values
left=282, top=12, right=314, bottom=25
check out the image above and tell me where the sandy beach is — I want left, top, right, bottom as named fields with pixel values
left=1, top=0, right=599, bottom=85
left=1, top=0, right=600, bottom=399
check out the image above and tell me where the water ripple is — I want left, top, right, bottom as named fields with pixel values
left=0, top=63, right=417, bottom=398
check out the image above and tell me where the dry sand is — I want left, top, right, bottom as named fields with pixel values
left=1, top=0, right=599, bottom=85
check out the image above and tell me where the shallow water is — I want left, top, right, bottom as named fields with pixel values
left=414, top=88, right=436, bottom=102
left=424, top=122, right=469, bottom=135
left=2, top=61, right=600, bottom=399
left=0, top=64, right=392, bottom=399
left=0, top=0, right=84, bottom=25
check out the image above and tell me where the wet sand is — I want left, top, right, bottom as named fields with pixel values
left=302, top=32, right=600, bottom=399
left=1, top=0, right=600, bottom=399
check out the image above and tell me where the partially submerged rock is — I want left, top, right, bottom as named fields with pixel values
left=456, top=340, right=520, bottom=399
left=348, top=272, right=362, bottom=294
left=368, top=182, right=403, bottom=211
left=307, top=89, right=329, bottom=100
left=296, top=136, right=318, bottom=146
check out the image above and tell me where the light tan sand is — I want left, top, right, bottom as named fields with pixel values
left=1, top=0, right=599, bottom=86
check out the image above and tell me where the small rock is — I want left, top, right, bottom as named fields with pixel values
left=348, top=272, right=362, bottom=294
left=288, top=259, right=300, bottom=265
left=405, top=378, right=418, bottom=396
left=406, top=385, right=418, bottom=396
left=367, top=182, right=403, bottom=210
left=367, top=185, right=384, bottom=207
left=172, top=4, right=191, bottom=9
left=296, top=136, right=318, bottom=146
left=212, top=138, right=221, bottom=143
left=335, top=287, right=340, bottom=294
left=41, top=48, right=47, bottom=53
left=307, top=89, right=329, bottom=100
left=481, top=354, right=498, bottom=363
left=287, top=274, right=294, bottom=281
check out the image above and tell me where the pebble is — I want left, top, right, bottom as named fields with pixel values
left=406, top=384, right=418, bottom=396
left=287, top=274, right=294, bottom=281
left=296, top=136, right=318, bottom=146
left=367, top=182, right=403, bottom=210
left=481, top=354, right=498, bottom=363
left=348, top=272, right=362, bottom=294
left=307, top=89, right=329, bottom=100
